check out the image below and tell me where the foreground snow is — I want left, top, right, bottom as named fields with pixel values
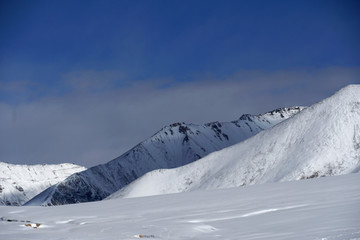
left=1, top=174, right=359, bottom=240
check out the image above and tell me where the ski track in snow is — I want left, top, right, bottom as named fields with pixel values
left=1, top=86, right=360, bottom=239
left=187, top=204, right=308, bottom=223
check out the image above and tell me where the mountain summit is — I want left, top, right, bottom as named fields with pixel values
left=26, top=107, right=302, bottom=206
left=109, top=85, right=360, bottom=199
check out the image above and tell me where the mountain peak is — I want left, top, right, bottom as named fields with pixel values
left=338, top=84, right=360, bottom=93
left=25, top=106, right=303, bottom=206
left=327, top=84, right=360, bottom=106
left=110, top=85, right=360, bottom=199
left=169, top=122, right=186, bottom=128
left=239, top=106, right=305, bottom=121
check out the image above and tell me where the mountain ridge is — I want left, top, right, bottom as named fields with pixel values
left=108, top=84, right=360, bottom=199
left=26, top=106, right=303, bottom=206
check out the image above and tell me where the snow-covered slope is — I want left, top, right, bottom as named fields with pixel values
left=1, top=174, right=359, bottom=240
left=110, top=85, right=360, bottom=199
left=0, top=162, right=86, bottom=206
left=26, top=107, right=303, bottom=206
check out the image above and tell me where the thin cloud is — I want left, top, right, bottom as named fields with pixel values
left=0, top=67, right=359, bottom=167
left=63, top=70, right=126, bottom=93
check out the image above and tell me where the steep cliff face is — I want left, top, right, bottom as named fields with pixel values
left=108, top=85, right=360, bottom=199
left=26, top=107, right=303, bottom=205
left=0, top=162, right=86, bottom=206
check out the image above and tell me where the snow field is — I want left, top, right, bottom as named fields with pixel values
left=1, top=173, right=359, bottom=240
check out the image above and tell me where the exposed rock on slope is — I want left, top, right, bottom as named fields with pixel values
left=109, top=85, right=360, bottom=199
left=26, top=107, right=303, bottom=205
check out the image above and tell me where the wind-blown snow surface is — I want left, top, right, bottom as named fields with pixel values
left=1, top=174, right=360, bottom=240
left=0, top=162, right=86, bottom=206
left=111, top=85, right=360, bottom=199
left=26, top=107, right=303, bottom=206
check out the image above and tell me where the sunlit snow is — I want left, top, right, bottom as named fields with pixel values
left=0, top=162, right=86, bottom=206
left=1, top=174, right=359, bottom=240
left=112, top=85, right=360, bottom=199
left=26, top=107, right=303, bottom=206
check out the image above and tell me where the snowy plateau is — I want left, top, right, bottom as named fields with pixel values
left=26, top=106, right=303, bottom=206
left=0, top=162, right=86, bottom=206
left=0, top=174, right=359, bottom=240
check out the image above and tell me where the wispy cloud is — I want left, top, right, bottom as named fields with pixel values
left=0, top=67, right=359, bottom=167
left=63, top=70, right=126, bottom=93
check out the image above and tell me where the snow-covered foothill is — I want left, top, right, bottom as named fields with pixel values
left=1, top=173, right=359, bottom=240
left=26, top=107, right=303, bottom=206
left=0, top=162, right=86, bottom=206
left=110, top=84, right=360, bottom=199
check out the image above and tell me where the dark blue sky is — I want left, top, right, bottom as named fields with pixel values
left=1, top=0, right=360, bottom=101
left=1, top=0, right=360, bottom=166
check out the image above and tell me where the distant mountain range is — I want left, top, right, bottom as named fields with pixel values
left=107, top=85, right=360, bottom=199
left=0, top=162, right=86, bottom=206
left=8, top=85, right=359, bottom=206
left=25, top=107, right=303, bottom=206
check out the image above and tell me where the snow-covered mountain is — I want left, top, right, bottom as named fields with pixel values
left=25, top=107, right=303, bottom=206
left=109, top=85, right=360, bottom=199
left=0, top=162, right=86, bottom=206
